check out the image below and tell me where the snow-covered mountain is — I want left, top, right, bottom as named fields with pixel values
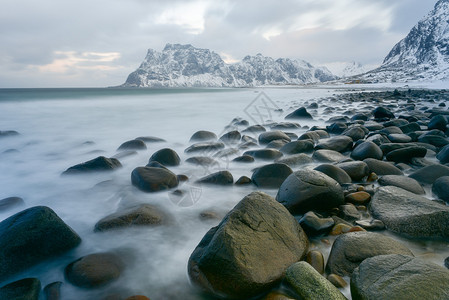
left=362, top=0, right=449, bottom=82
left=122, top=44, right=337, bottom=87
left=323, top=62, right=378, bottom=78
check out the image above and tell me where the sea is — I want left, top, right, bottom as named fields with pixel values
left=0, top=86, right=447, bottom=299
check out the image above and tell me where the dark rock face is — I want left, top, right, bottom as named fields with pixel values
left=326, top=232, right=413, bottom=277
left=189, top=130, right=217, bottom=142
left=351, top=255, right=449, bottom=300
left=251, top=163, right=293, bottom=189
left=0, top=206, right=81, bottom=281
left=196, top=171, right=233, bottom=185
left=65, top=252, right=125, bottom=288
left=148, top=148, right=181, bottom=166
left=363, top=158, right=403, bottom=176
left=276, top=169, right=344, bottom=214
left=336, top=161, right=369, bottom=181
left=131, top=167, right=179, bottom=192
left=373, top=107, right=395, bottom=119
left=188, top=192, right=308, bottom=299
left=0, top=278, right=41, bottom=300
left=432, top=176, right=449, bottom=203
left=409, top=164, right=449, bottom=184
left=350, top=141, right=383, bottom=161
left=94, top=204, right=169, bottom=231
left=315, top=136, right=353, bottom=153
left=378, top=175, right=425, bottom=194
left=385, top=146, right=427, bottom=163
left=285, top=107, right=313, bottom=119
left=117, top=139, right=147, bottom=151
left=370, top=186, right=449, bottom=238
left=63, top=156, right=122, bottom=175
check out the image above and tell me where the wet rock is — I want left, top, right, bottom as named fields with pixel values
left=242, top=125, right=266, bottom=134
left=327, top=274, right=347, bottom=289
left=196, top=170, right=233, bottom=185
left=131, top=167, right=179, bottom=192
left=313, top=149, right=348, bottom=163
left=345, top=192, right=371, bottom=205
left=351, top=255, right=449, bottom=300
left=258, top=131, right=291, bottom=145
left=445, top=257, right=449, bottom=269
left=285, top=262, right=346, bottom=300
left=188, top=192, right=308, bottom=299
left=63, top=156, right=122, bottom=175
left=251, top=163, right=292, bottom=189
left=428, top=115, right=448, bottom=131
left=280, top=140, right=314, bottom=154
left=0, top=206, right=81, bottom=281
left=0, top=196, right=25, bottom=211
left=266, top=139, right=289, bottom=149
left=306, top=250, right=325, bottom=274
left=350, top=141, right=383, bottom=161
left=409, top=164, right=449, bottom=184
left=326, top=231, right=413, bottom=276
left=232, top=155, right=255, bottom=163
left=298, top=131, right=320, bottom=143
left=94, top=204, right=169, bottom=231
left=400, top=122, right=421, bottom=133
left=220, top=130, right=241, bottom=144
left=378, top=175, right=425, bottom=194
left=342, top=126, right=366, bottom=141
left=244, top=149, right=283, bottom=160
left=235, top=176, right=252, bottom=185
left=314, top=164, right=352, bottom=185
left=315, top=136, right=353, bottom=153
left=44, top=281, right=62, bottom=300
left=285, top=107, right=313, bottom=119
left=113, top=150, right=138, bottom=159
left=385, top=146, right=427, bottom=163
left=380, top=126, right=403, bottom=135
left=327, top=122, right=348, bottom=134
left=135, top=136, right=166, bottom=143
left=373, top=107, right=395, bottom=119
left=184, top=142, right=225, bottom=154
left=355, top=219, right=385, bottom=231
left=363, top=158, right=403, bottom=175
left=0, top=278, right=41, bottom=300
left=185, top=156, right=218, bottom=167
left=145, top=161, right=168, bottom=169
left=0, top=130, right=19, bottom=137
left=65, top=252, right=125, bottom=288
left=263, top=292, right=295, bottom=300
left=432, top=176, right=449, bottom=203
left=387, top=133, right=412, bottom=143
left=436, top=144, right=449, bottom=164
left=299, top=211, right=335, bottom=236
left=271, top=122, right=301, bottom=130
left=276, top=169, right=344, bottom=214
left=117, top=139, right=147, bottom=151
left=370, top=186, right=449, bottom=238
left=336, top=161, right=369, bottom=181
left=276, top=153, right=313, bottom=167
left=418, top=134, right=449, bottom=147
left=148, top=148, right=180, bottom=166
left=189, top=130, right=217, bottom=142
left=339, top=204, right=361, bottom=221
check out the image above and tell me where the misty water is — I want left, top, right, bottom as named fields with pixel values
left=0, top=87, right=447, bottom=299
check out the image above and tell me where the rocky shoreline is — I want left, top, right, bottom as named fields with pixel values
left=1, top=88, right=449, bottom=299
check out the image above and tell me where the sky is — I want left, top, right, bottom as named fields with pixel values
left=0, top=0, right=438, bottom=88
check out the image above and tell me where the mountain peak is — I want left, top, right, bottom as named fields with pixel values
left=163, top=43, right=195, bottom=51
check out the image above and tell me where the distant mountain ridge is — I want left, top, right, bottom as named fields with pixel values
left=123, top=44, right=337, bottom=87
left=361, top=0, right=449, bottom=82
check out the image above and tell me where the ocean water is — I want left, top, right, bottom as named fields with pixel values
left=0, top=87, right=447, bottom=299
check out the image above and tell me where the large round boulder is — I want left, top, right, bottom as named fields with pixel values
left=409, top=164, right=449, bottom=184
left=312, top=149, right=347, bottom=163
left=251, top=163, right=293, bottom=189
left=326, top=231, right=413, bottom=276
left=0, top=206, right=81, bottom=281
left=378, top=175, right=425, bottom=195
left=370, top=186, right=449, bottom=238
left=280, top=140, right=314, bottom=154
left=258, top=131, right=291, bottom=145
left=117, top=139, right=147, bottom=151
left=131, top=167, right=179, bottom=192
left=314, top=164, right=352, bottom=185
left=196, top=171, right=233, bottom=185
left=148, top=148, right=181, bottom=166
left=351, top=255, right=449, bottom=300
left=350, top=141, right=383, bottom=161
left=188, top=192, right=308, bottom=299
left=276, top=169, right=344, bottom=214
left=385, top=146, right=427, bottom=163
left=363, top=158, right=403, bottom=176
left=336, top=161, right=369, bottom=181
left=315, top=136, right=353, bottom=153
left=189, top=130, right=217, bottom=142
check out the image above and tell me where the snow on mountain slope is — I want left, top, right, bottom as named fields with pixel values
left=123, top=44, right=337, bottom=87
left=324, top=62, right=378, bottom=78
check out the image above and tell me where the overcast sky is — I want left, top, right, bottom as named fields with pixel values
left=0, top=0, right=437, bottom=88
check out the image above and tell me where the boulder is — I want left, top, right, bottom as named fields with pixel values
left=0, top=196, right=25, bottom=211
left=342, top=127, right=366, bottom=141
left=315, top=136, right=353, bottom=153
left=378, top=175, right=425, bottom=195
left=135, top=136, right=166, bottom=143
left=189, top=130, right=217, bottom=142
left=185, top=156, right=218, bottom=167
left=373, top=107, right=395, bottom=119
left=351, top=254, right=449, bottom=300
left=285, top=262, right=346, bottom=300
left=280, top=140, right=314, bottom=154
left=196, top=171, right=233, bottom=185
left=418, top=134, right=449, bottom=147
left=436, top=144, right=449, bottom=164
left=188, top=192, right=308, bottom=299
left=432, top=176, right=449, bottom=203
left=117, top=139, right=147, bottom=151
left=43, top=281, right=62, bottom=300
left=242, top=125, right=266, bottom=134
left=299, top=211, right=335, bottom=236
left=363, top=158, right=403, bottom=176
left=258, top=131, right=291, bottom=145
left=220, top=131, right=241, bottom=144
left=65, top=252, right=125, bottom=288
left=0, top=278, right=41, bottom=300
left=387, top=133, right=412, bottom=143
left=276, top=153, right=313, bottom=167
left=184, top=142, right=225, bottom=154
left=409, top=164, right=449, bottom=184
left=251, top=163, right=293, bottom=189
left=131, top=167, right=179, bottom=192
left=314, top=164, right=352, bottom=185
left=285, top=107, right=313, bottom=119
left=148, top=148, right=181, bottom=166
left=0, top=130, right=19, bottom=137
left=350, top=141, right=383, bottom=161
left=326, top=231, right=413, bottom=276
left=385, top=146, right=427, bottom=163
left=94, top=204, right=169, bottom=231
left=244, top=149, right=283, bottom=160
left=428, top=115, right=448, bottom=131
left=63, top=156, right=122, bottom=175
left=0, top=206, right=81, bottom=281
left=336, top=161, right=369, bottom=181
left=370, top=186, right=449, bottom=238
left=276, top=169, right=344, bottom=214
left=312, top=149, right=347, bottom=163
left=232, top=155, right=255, bottom=163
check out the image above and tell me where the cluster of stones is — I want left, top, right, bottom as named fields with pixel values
left=1, top=89, right=449, bottom=299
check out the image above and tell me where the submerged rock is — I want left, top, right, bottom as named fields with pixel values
left=189, top=130, right=217, bottom=142
left=432, top=176, right=449, bottom=203
left=0, top=206, right=81, bottom=281
left=0, top=278, right=41, bottom=300
left=196, top=170, right=233, bottom=185
left=285, top=107, right=313, bottom=119
left=117, top=139, right=147, bottom=151
left=188, top=192, right=308, bottom=299
left=251, top=163, right=292, bottom=189
left=63, top=156, right=122, bottom=175
left=148, top=148, right=181, bottom=166
left=409, top=164, right=449, bottom=184
left=131, top=167, right=179, bottom=192
left=378, top=175, right=425, bottom=195
left=0, top=196, right=25, bottom=211
left=315, top=136, right=353, bottom=153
